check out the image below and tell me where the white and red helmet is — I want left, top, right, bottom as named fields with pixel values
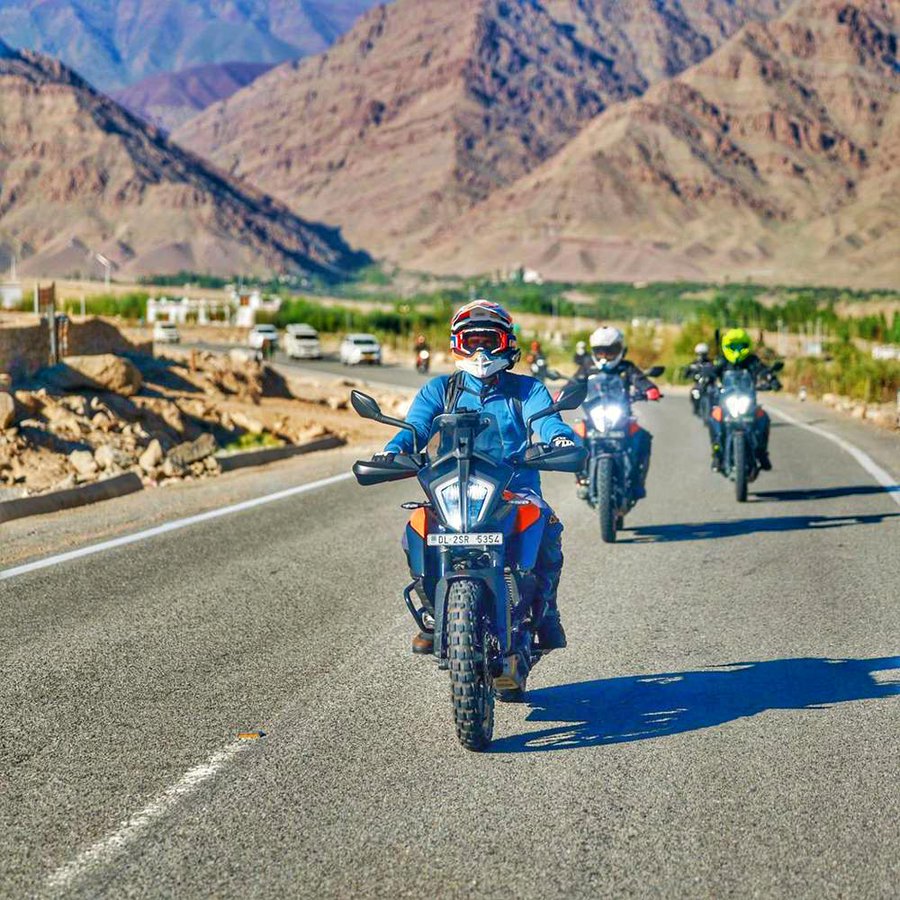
left=450, top=300, right=520, bottom=379
left=589, top=326, right=626, bottom=368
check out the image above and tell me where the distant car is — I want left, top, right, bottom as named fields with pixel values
left=248, top=323, right=279, bottom=351
left=153, top=321, right=180, bottom=344
left=284, top=323, right=322, bottom=359
left=340, top=333, right=382, bottom=366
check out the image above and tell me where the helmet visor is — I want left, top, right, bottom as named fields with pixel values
left=591, top=341, right=623, bottom=362
left=724, top=339, right=750, bottom=355
left=453, top=328, right=510, bottom=357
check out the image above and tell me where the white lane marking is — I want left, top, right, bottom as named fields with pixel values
left=46, top=739, right=251, bottom=892
left=1, top=471, right=354, bottom=581
left=769, top=405, right=900, bottom=509
left=46, top=611, right=410, bottom=893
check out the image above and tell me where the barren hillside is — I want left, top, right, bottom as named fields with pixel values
left=0, top=47, right=368, bottom=279
left=414, top=0, right=900, bottom=288
left=176, top=0, right=789, bottom=259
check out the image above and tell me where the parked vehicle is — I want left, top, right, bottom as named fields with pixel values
left=710, top=364, right=781, bottom=502
left=350, top=381, right=586, bottom=751
left=284, top=323, right=322, bottom=359
left=340, top=333, right=382, bottom=366
left=578, top=366, right=664, bottom=542
left=152, top=322, right=180, bottom=344
left=248, top=324, right=279, bottom=352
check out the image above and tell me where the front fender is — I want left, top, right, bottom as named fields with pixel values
left=432, top=567, right=509, bottom=664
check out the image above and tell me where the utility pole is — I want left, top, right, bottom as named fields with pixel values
left=95, top=253, right=112, bottom=291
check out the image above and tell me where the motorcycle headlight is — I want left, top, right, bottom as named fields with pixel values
left=435, top=477, right=495, bottom=531
left=589, top=404, right=625, bottom=430
left=724, top=394, right=752, bottom=417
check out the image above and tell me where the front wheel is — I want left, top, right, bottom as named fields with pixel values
left=597, top=456, right=617, bottom=543
left=733, top=434, right=748, bottom=502
left=447, top=579, right=494, bottom=751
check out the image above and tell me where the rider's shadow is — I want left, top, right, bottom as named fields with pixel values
left=490, top=656, right=899, bottom=753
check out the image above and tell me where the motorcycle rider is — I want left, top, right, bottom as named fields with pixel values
left=575, top=326, right=661, bottom=499
left=526, top=339, right=549, bottom=381
left=372, top=300, right=578, bottom=655
left=573, top=340, right=592, bottom=377
left=414, top=333, right=430, bottom=371
left=682, top=342, right=712, bottom=415
left=708, top=328, right=781, bottom=472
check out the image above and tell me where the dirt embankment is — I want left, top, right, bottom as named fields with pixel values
left=0, top=351, right=409, bottom=498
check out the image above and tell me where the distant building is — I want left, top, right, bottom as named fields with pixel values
left=146, top=289, right=282, bottom=327
left=0, top=280, right=23, bottom=310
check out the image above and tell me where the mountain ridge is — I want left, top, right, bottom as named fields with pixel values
left=112, top=62, right=275, bottom=133
left=176, top=0, right=791, bottom=260
left=0, top=47, right=367, bottom=279
left=0, top=0, right=381, bottom=91
left=411, top=0, right=900, bottom=287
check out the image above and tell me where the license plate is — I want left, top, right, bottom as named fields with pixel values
left=426, top=533, right=504, bottom=547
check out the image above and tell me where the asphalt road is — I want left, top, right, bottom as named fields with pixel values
left=1, top=375, right=898, bottom=898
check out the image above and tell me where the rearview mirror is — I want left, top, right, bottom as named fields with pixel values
left=647, top=365, right=665, bottom=378
left=350, top=389, right=419, bottom=451
left=351, top=390, right=383, bottom=421
left=554, top=379, right=587, bottom=411
left=771, top=360, right=785, bottom=372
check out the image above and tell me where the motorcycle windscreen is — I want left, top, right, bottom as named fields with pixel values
left=586, top=372, right=629, bottom=403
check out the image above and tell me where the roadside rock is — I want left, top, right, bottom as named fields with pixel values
left=95, top=444, right=133, bottom=471
left=0, top=392, right=14, bottom=430
left=138, top=439, right=164, bottom=473
left=46, top=355, right=143, bottom=396
left=231, top=411, right=265, bottom=434
left=168, top=433, right=217, bottom=468
left=69, top=449, right=98, bottom=478
left=161, top=457, right=187, bottom=478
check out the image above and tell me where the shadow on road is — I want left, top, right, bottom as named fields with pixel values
left=491, top=656, right=900, bottom=754
left=753, top=485, right=899, bottom=503
left=622, top=512, right=898, bottom=543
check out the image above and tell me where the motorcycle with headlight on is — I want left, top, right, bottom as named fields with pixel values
left=350, top=381, right=586, bottom=751
left=577, top=366, right=664, bottom=543
left=710, top=363, right=782, bottom=501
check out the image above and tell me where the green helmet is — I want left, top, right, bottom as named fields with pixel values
left=722, top=328, right=752, bottom=364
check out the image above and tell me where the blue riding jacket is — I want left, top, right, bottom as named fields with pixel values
left=384, top=371, right=579, bottom=495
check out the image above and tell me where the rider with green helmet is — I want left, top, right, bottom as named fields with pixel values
left=708, top=329, right=781, bottom=471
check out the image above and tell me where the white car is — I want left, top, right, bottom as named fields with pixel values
left=284, top=323, right=322, bottom=359
left=340, top=333, right=382, bottom=366
left=248, top=323, right=279, bottom=351
left=153, top=322, right=180, bottom=344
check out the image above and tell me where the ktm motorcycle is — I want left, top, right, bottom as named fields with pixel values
left=710, top=362, right=782, bottom=502
left=351, top=382, right=586, bottom=751
left=575, top=366, right=663, bottom=543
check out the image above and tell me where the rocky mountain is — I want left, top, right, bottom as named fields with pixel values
left=413, top=0, right=900, bottom=288
left=0, top=48, right=367, bottom=279
left=112, top=62, right=274, bottom=133
left=175, top=0, right=789, bottom=259
left=0, top=0, right=380, bottom=91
